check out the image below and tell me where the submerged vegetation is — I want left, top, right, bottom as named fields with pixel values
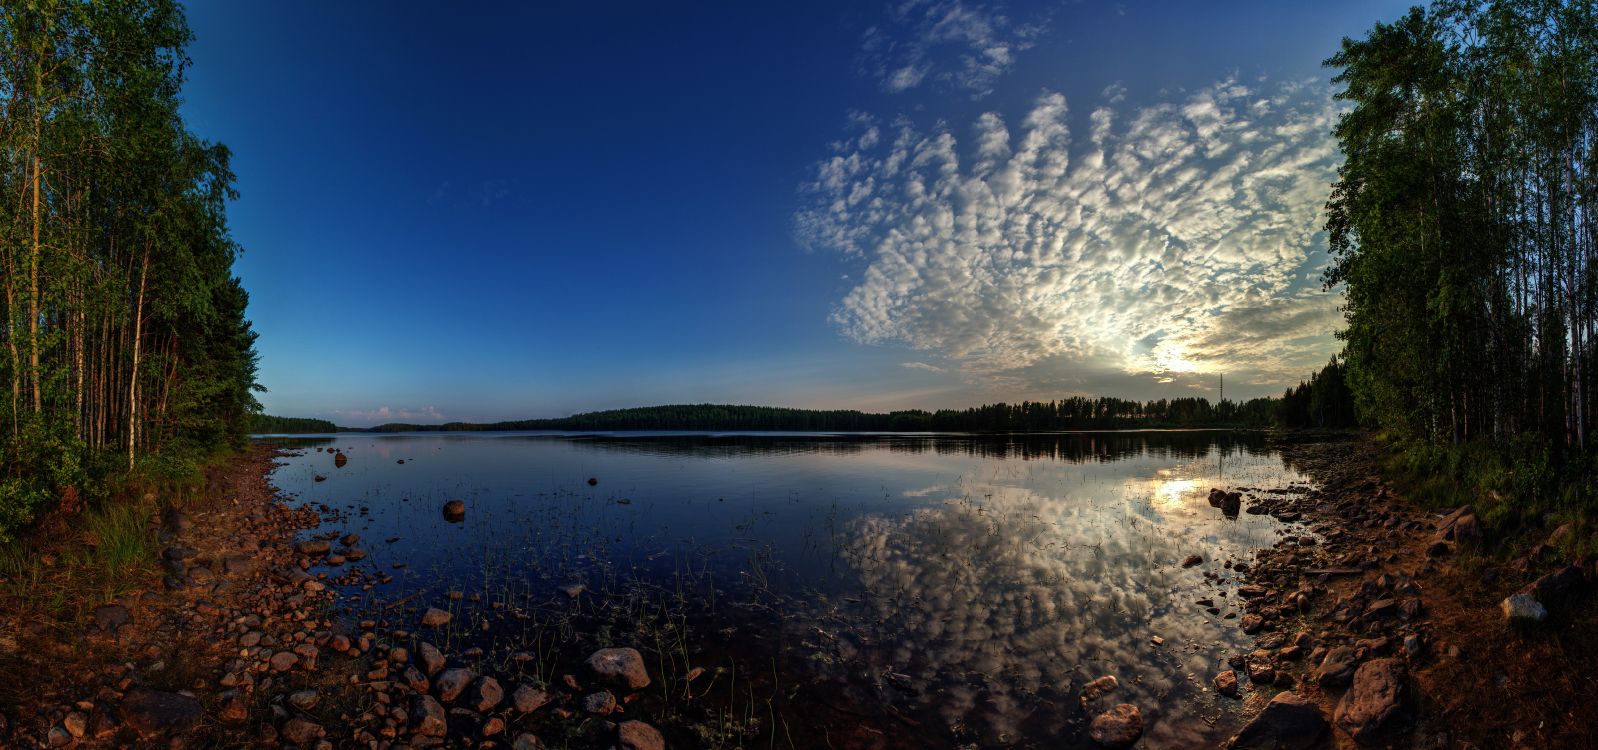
left=0, top=1, right=257, bottom=541
left=1326, top=0, right=1598, bottom=527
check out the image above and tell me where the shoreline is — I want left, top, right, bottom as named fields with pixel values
left=1, top=434, right=1590, bottom=748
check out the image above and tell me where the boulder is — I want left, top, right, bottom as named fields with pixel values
left=1334, top=657, right=1404, bottom=741
left=586, top=647, right=651, bottom=691
left=1224, top=691, right=1327, bottom=750
left=1501, top=592, right=1548, bottom=624
left=1088, top=704, right=1143, bottom=748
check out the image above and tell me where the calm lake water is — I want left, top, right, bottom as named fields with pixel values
left=261, top=431, right=1312, bottom=748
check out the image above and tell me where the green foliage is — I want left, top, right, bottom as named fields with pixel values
left=250, top=414, right=338, bottom=434
left=0, top=1, right=258, bottom=540
left=1328, top=0, right=1598, bottom=533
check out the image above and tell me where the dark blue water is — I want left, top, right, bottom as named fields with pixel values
left=261, top=431, right=1311, bottom=748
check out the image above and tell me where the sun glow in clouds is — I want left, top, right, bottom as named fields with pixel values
left=797, top=78, right=1347, bottom=391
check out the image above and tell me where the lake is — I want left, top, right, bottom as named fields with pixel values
left=260, top=430, right=1312, bottom=748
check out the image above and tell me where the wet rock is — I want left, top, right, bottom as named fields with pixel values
left=468, top=676, right=504, bottom=712
left=1088, top=703, right=1143, bottom=748
left=120, top=688, right=203, bottom=739
left=1241, top=614, right=1264, bottom=634
left=586, top=647, right=651, bottom=691
left=442, top=499, right=466, bottom=521
left=512, top=733, right=545, bottom=750
left=436, top=667, right=475, bottom=703
left=617, top=720, right=665, bottom=750
left=334, top=451, right=348, bottom=467
left=1214, top=670, right=1240, bottom=698
left=513, top=684, right=553, bottom=714
left=582, top=690, right=617, bottom=715
left=1315, top=646, right=1358, bottom=687
left=1224, top=691, right=1327, bottom=750
left=1334, top=657, right=1405, bottom=741
left=281, top=716, right=325, bottom=746
left=1079, top=675, right=1118, bottom=708
left=411, top=695, right=447, bottom=737
left=420, top=608, right=451, bottom=628
left=1245, top=650, right=1276, bottom=685
left=560, top=583, right=586, bottom=598
left=417, top=641, right=446, bottom=676
left=1501, top=592, right=1548, bottom=624
left=1182, top=554, right=1204, bottom=568
left=295, top=539, right=330, bottom=556
left=92, top=603, right=131, bottom=634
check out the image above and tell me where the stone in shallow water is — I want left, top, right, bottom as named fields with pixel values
left=420, top=607, right=451, bottom=628
left=586, top=647, right=651, bottom=691
left=1088, top=703, right=1143, bottom=748
left=436, top=667, right=475, bottom=703
left=1214, top=670, right=1239, bottom=698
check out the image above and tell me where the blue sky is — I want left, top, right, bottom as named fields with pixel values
left=179, top=0, right=1410, bottom=425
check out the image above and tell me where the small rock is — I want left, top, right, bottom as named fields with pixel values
left=417, top=641, right=446, bottom=676
left=411, top=695, right=447, bottom=737
left=512, top=732, right=545, bottom=750
left=1315, top=646, right=1358, bottom=687
left=287, top=690, right=319, bottom=711
left=436, top=667, right=475, bottom=703
left=270, top=651, right=299, bottom=672
left=586, top=647, right=651, bottom=691
left=582, top=690, right=617, bottom=715
left=468, top=676, right=504, bottom=712
left=616, top=721, right=665, bottom=750
left=420, top=608, right=451, bottom=628
left=1501, top=592, right=1548, bottom=624
left=442, top=499, right=466, bottom=520
left=1088, top=703, right=1143, bottom=748
left=281, top=716, right=325, bottom=746
left=512, top=685, right=552, bottom=714
left=92, top=604, right=131, bottom=634
left=1182, top=554, right=1204, bottom=568
left=1214, top=670, right=1240, bottom=698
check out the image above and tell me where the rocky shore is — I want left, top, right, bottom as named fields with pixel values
left=0, top=446, right=670, bottom=749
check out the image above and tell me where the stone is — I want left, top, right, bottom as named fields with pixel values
left=468, top=676, right=504, bottom=712
left=1315, top=646, right=1358, bottom=687
left=281, top=717, right=325, bottom=746
left=420, top=608, right=451, bottom=628
left=62, top=711, right=87, bottom=738
left=1079, top=675, right=1118, bottom=707
left=1214, top=670, right=1240, bottom=698
left=270, top=651, right=299, bottom=672
left=1240, top=614, right=1264, bottom=633
left=119, top=688, right=203, bottom=739
left=1527, top=565, right=1586, bottom=601
left=1245, top=650, right=1276, bottom=685
left=481, top=716, right=506, bottom=737
left=218, top=690, right=249, bottom=723
left=1182, top=554, right=1204, bottom=568
left=512, top=733, right=545, bottom=750
left=512, top=684, right=552, bottom=714
left=616, top=721, right=665, bottom=750
left=582, top=690, right=617, bottom=715
left=92, top=604, right=131, bottom=634
left=1088, top=703, right=1143, bottom=748
left=404, top=666, right=430, bottom=693
left=417, top=641, right=446, bottom=676
left=443, top=499, right=466, bottom=520
left=287, top=690, right=319, bottom=711
left=586, top=647, right=651, bottom=691
left=411, top=695, right=447, bottom=737
left=295, top=539, right=331, bottom=556
left=1224, top=691, right=1327, bottom=750
left=436, top=667, right=475, bottom=703
left=1501, top=592, right=1548, bottom=624
left=1335, top=658, right=1404, bottom=741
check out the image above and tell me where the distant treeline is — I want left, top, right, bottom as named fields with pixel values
left=249, top=415, right=338, bottom=434
left=357, top=396, right=1282, bottom=433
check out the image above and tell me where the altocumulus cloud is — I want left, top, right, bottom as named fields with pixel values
left=796, top=78, right=1346, bottom=390
left=859, top=0, right=1045, bottom=98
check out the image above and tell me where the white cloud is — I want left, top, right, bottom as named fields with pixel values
left=901, top=361, right=947, bottom=373
left=796, top=78, right=1345, bottom=390
left=859, top=0, right=1046, bottom=98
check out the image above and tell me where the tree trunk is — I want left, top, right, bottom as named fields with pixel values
left=128, top=251, right=148, bottom=472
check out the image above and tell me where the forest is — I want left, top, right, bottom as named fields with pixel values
left=350, top=395, right=1285, bottom=433
left=1326, top=0, right=1598, bottom=521
left=0, top=1, right=258, bottom=541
